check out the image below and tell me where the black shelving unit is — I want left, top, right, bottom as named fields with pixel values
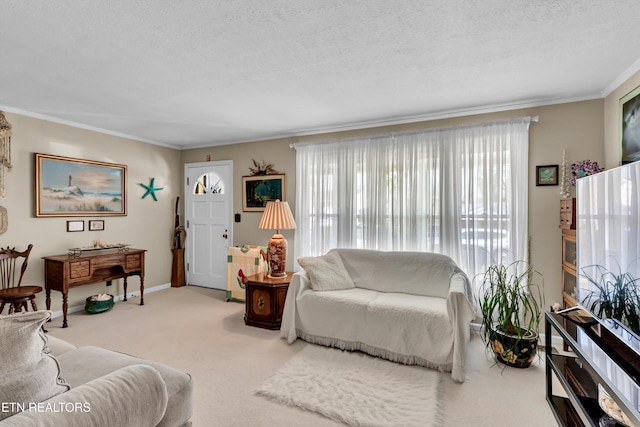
left=546, top=309, right=640, bottom=426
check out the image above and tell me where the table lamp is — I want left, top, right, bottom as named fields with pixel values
left=258, top=199, right=296, bottom=278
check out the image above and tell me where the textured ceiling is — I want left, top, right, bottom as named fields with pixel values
left=1, top=1, right=640, bottom=149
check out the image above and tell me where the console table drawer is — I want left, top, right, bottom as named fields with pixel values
left=70, top=260, right=91, bottom=278
left=125, top=253, right=142, bottom=269
left=92, top=254, right=125, bottom=270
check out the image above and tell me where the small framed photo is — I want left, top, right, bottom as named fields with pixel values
left=66, top=220, right=84, bottom=232
left=536, top=165, right=559, bottom=186
left=88, top=220, right=105, bottom=231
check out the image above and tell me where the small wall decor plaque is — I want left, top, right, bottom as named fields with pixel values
left=67, top=220, right=84, bottom=232
left=536, top=165, right=559, bottom=186
left=89, top=220, right=104, bottom=231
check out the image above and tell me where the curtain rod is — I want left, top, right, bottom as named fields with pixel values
left=291, top=116, right=539, bottom=149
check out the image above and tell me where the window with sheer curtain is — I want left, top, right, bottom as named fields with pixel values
left=292, top=117, right=532, bottom=288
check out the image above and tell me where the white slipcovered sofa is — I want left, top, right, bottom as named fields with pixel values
left=280, top=248, right=475, bottom=382
left=0, top=311, right=193, bottom=427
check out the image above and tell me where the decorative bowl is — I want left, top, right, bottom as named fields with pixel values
left=598, top=384, right=632, bottom=427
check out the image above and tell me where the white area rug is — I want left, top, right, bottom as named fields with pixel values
left=256, top=344, right=442, bottom=427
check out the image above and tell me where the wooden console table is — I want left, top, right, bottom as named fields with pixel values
left=43, top=248, right=146, bottom=328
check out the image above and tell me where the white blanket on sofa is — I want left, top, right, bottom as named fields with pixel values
left=281, top=249, right=476, bottom=382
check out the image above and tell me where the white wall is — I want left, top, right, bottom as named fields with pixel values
left=0, top=112, right=182, bottom=315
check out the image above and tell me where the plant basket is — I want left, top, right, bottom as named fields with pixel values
left=489, top=324, right=538, bottom=369
left=85, top=294, right=114, bottom=314
left=477, top=260, right=544, bottom=369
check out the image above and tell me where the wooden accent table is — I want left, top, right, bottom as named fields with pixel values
left=43, top=248, right=146, bottom=328
left=244, top=272, right=293, bottom=330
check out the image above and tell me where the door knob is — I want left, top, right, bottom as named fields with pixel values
left=222, top=233, right=228, bottom=239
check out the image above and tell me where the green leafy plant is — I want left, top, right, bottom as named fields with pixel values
left=477, top=261, right=544, bottom=366
left=580, top=263, right=640, bottom=334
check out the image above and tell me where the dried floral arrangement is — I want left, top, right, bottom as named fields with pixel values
left=248, top=159, right=280, bottom=175
left=570, top=160, right=604, bottom=185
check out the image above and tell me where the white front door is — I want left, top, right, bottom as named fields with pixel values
left=185, top=161, right=233, bottom=289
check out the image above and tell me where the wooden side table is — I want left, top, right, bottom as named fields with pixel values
left=244, top=272, right=293, bottom=330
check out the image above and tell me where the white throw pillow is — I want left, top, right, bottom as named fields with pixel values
left=0, top=311, right=69, bottom=420
left=298, top=251, right=355, bottom=291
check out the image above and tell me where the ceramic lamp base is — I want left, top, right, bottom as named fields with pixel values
left=267, top=233, right=287, bottom=277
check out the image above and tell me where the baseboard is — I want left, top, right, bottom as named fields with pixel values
left=470, top=322, right=563, bottom=347
left=50, top=283, right=172, bottom=319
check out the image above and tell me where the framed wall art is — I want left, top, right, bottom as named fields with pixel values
left=89, top=220, right=105, bottom=231
left=242, top=174, right=285, bottom=212
left=621, top=85, right=640, bottom=164
left=536, top=165, right=559, bottom=186
left=66, top=220, right=84, bottom=232
left=35, top=153, right=127, bottom=217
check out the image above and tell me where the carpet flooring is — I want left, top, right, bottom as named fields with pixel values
left=46, top=285, right=557, bottom=426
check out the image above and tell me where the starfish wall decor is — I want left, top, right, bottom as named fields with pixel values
left=140, top=177, right=163, bottom=201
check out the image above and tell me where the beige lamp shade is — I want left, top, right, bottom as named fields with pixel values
left=258, top=200, right=296, bottom=278
left=258, top=200, right=296, bottom=232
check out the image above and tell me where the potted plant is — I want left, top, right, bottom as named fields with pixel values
left=477, top=260, right=544, bottom=368
left=580, top=262, right=640, bottom=335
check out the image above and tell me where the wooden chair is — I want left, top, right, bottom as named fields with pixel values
left=0, top=244, right=43, bottom=315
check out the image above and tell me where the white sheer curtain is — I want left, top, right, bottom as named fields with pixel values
left=292, top=118, right=531, bottom=286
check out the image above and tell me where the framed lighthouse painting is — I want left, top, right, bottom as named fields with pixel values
left=35, top=153, right=127, bottom=217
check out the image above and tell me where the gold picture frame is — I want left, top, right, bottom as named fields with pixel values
left=35, top=153, right=127, bottom=217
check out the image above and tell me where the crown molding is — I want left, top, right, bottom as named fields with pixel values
left=3, top=92, right=606, bottom=151
left=601, top=57, right=640, bottom=98
left=0, top=105, right=180, bottom=149
left=183, top=94, right=603, bottom=149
